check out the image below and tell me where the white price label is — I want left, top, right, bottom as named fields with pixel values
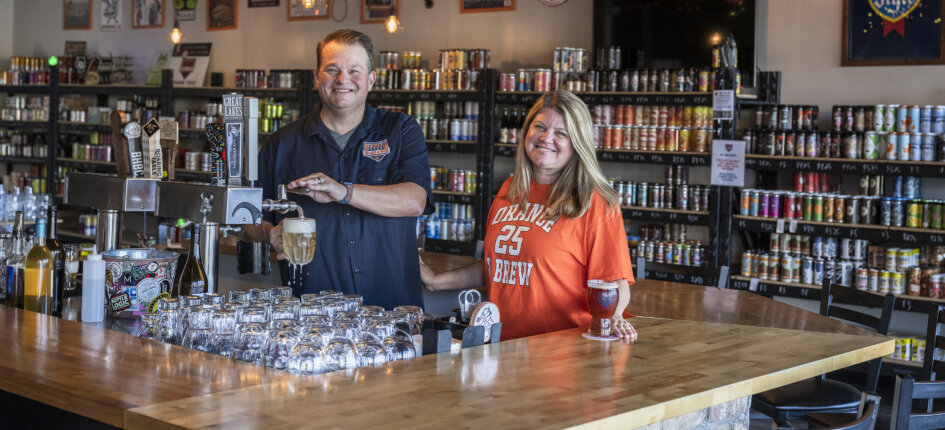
left=776, top=218, right=785, bottom=234
left=749, top=278, right=759, bottom=292
left=789, top=219, right=798, bottom=233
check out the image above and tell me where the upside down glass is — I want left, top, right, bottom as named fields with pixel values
left=584, top=280, right=619, bottom=340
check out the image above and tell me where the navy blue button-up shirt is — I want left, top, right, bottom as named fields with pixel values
left=259, top=105, right=435, bottom=310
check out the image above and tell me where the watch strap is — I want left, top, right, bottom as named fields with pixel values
left=340, top=182, right=354, bottom=205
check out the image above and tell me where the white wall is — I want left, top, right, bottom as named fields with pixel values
left=12, top=0, right=592, bottom=86
left=0, top=0, right=13, bottom=69
left=762, top=0, right=945, bottom=109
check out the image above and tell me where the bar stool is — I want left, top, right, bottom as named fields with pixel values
left=752, top=280, right=896, bottom=425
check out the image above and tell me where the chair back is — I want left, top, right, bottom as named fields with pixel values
left=819, top=280, right=896, bottom=392
left=819, top=280, right=896, bottom=335
left=823, top=391, right=881, bottom=430
left=922, top=304, right=945, bottom=382
left=891, top=375, right=945, bottom=430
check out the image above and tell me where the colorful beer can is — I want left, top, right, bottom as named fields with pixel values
left=864, top=131, right=880, bottom=159
left=885, top=104, right=899, bottom=132
left=921, top=105, right=933, bottom=133
left=909, top=105, right=921, bottom=133
left=933, top=105, right=945, bottom=134
left=906, top=199, right=923, bottom=228
left=813, top=194, right=824, bottom=221
left=886, top=132, right=899, bottom=160
left=897, top=132, right=911, bottom=160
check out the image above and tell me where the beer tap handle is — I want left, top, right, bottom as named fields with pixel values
left=122, top=121, right=145, bottom=178
left=110, top=110, right=129, bottom=176
left=244, top=97, right=259, bottom=185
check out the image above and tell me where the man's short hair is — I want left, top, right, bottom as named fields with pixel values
left=316, top=29, right=375, bottom=71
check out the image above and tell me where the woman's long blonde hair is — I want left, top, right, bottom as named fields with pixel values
left=508, top=90, right=618, bottom=220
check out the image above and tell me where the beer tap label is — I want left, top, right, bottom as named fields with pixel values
left=122, top=121, right=145, bottom=178
left=143, top=118, right=163, bottom=179
left=222, top=93, right=244, bottom=187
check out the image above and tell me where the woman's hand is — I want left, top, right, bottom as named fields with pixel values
left=611, top=316, right=637, bottom=344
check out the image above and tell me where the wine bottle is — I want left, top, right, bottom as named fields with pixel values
left=45, top=206, right=65, bottom=317
left=5, top=211, right=25, bottom=308
left=24, top=217, right=53, bottom=314
left=177, top=224, right=207, bottom=296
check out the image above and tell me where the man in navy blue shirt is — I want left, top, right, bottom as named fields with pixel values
left=246, top=30, right=434, bottom=310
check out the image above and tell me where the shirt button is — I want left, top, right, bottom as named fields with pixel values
left=376, top=176, right=383, bottom=182
left=345, top=210, right=351, bottom=216
left=354, top=268, right=360, bottom=273
left=349, top=240, right=355, bottom=245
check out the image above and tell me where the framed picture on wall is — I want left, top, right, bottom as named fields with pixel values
left=461, top=0, right=515, bottom=13
left=131, top=0, right=164, bottom=29
left=64, top=0, right=92, bottom=30
left=842, top=0, right=945, bottom=66
left=208, top=0, right=238, bottom=31
left=361, top=0, right=398, bottom=24
left=289, top=0, right=329, bottom=20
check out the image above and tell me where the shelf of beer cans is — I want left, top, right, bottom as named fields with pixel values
left=367, top=89, right=481, bottom=103
left=172, top=86, right=301, bottom=100
left=744, top=155, right=945, bottom=177
left=423, top=238, right=478, bottom=256
left=734, top=215, right=945, bottom=245
left=0, top=84, right=52, bottom=94
left=0, top=156, right=46, bottom=165
left=0, top=120, right=48, bottom=129
left=636, top=261, right=719, bottom=286
left=622, top=206, right=710, bottom=225
left=493, top=144, right=712, bottom=165
left=494, top=90, right=714, bottom=107
left=59, top=83, right=163, bottom=97
left=56, top=121, right=112, bottom=133
left=730, top=275, right=945, bottom=314
left=426, top=140, right=477, bottom=153
left=432, top=190, right=476, bottom=205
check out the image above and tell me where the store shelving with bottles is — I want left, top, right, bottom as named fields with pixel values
left=730, top=102, right=945, bottom=315
left=490, top=71, right=735, bottom=286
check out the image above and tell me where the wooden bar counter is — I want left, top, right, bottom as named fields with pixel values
left=0, top=279, right=892, bottom=429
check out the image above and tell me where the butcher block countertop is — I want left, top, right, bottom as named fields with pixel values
left=0, top=272, right=891, bottom=429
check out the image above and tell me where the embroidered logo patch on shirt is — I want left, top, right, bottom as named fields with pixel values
left=362, top=139, right=391, bottom=162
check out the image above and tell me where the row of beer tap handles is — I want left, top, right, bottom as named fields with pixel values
left=108, top=92, right=261, bottom=187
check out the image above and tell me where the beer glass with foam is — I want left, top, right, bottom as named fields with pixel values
left=583, top=280, right=619, bottom=340
left=282, top=217, right=316, bottom=266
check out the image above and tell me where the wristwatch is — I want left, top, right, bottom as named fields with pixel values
left=340, top=182, right=354, bottom=205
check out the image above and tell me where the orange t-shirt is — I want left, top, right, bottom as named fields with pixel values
left=483, top=178, right=635, bottom=340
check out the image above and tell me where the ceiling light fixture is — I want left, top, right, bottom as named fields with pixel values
left=384, top=5, right=401, bottom=33
left=170, top=20, right=183, bottom=44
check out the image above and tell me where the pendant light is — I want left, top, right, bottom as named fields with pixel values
left=170, top=20, right=183, bottom=44
left=384, top=5, right=401, bottom=34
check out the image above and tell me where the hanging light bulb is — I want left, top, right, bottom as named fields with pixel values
left=385, top=6, right=402, bottom=34
left=301, top=0, right=315, bottom=8
left=170, top=20, right=183, bottom=44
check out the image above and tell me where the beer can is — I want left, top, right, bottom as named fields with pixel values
left=899, top=132, right=913, bottom=160
left=931, top=274, right=943, bottom=298
left=741, top=251, right=753, bottom=276
left=931, top=201, right=943, bottom=229
left=897, top=105, right=909, bottom=132
left=740, top=189, right=751, bottom=216
left=885, top=104, right=899, bottom=131
left=878, top=270, right=890, bottom=293
left=802, top=193, right=813, bottom=220
left=906, top=200, right=923, bottom=227
left=886, top=132, right=899, bottom=160
left=870, top=175, right=884, bottom=197
left=863, top=131, right=880, bottom=159
left=881, top=197, right=894, bottom=226
left=693, top=246, right=704, bottom=267
left=908, top=267, right=922, bottom=296
left=824, top=257, right=836, bottom=283
left=840, top=238, right=853, bottom=259
left=922, top=133, right=937, bottom=161
left=814, top=258, right=826, bottom=285
left=835, top=196, right=847, bottom=223
left=759, top=191, right=771, bottom=218
left=869, top=269, right=879, bottom=292
left=934, top=105, right=945, bottom=134
left=909, top=105, right=921, bottom=133
left=915, top=339, right=927, bottom=363
left=838, top=260, right=854, bottom=286
left=856, top=268, right=869, bottom=291
left=921, top=105, right=933, bottom=133
left=892, top=198, right=905, bottom=226
left=891, top=271, right=905, bottom=294
left=802, top=257, right=814, bottom=284
left=887, top=248, right=899, bottom=271
left=750, top=190, right=760, bottom=216
left=813, top=194, right=824, bottom=221
left=873, top=105, right=886, bottom=131
left=843, top=132, right=859, bottom=158
left=780, top=254, right=793, bottom=283
left=823, top=195, right=835, bottom=222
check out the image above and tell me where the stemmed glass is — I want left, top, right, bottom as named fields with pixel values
left=282, top=217, right=316, bottom=290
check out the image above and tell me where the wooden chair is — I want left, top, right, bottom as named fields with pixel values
left=890, top=375, right=945, bottom=429
left=921, top=304, right=945, bottom=382
left=752, top=280, right=896, bottom=424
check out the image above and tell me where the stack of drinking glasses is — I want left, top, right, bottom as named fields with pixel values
left=139, top=287, right=423, bottom=375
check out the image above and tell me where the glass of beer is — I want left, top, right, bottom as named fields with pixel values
left=282, top=217, right=317, bottom=266
left=583, top=280, right=619, bottom=340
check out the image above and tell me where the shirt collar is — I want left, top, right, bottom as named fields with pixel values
left=302, top=104, right=384, bottom=141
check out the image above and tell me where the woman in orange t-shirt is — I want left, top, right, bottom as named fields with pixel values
left=420, top=90, right=636, bottom=342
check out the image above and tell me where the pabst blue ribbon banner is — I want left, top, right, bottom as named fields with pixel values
left=845, top=0, right=944, bottom=65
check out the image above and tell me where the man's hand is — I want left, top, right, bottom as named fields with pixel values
left=270, top=223, right=285, bottom=260
left=288, top=172, right=346, bottom=204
